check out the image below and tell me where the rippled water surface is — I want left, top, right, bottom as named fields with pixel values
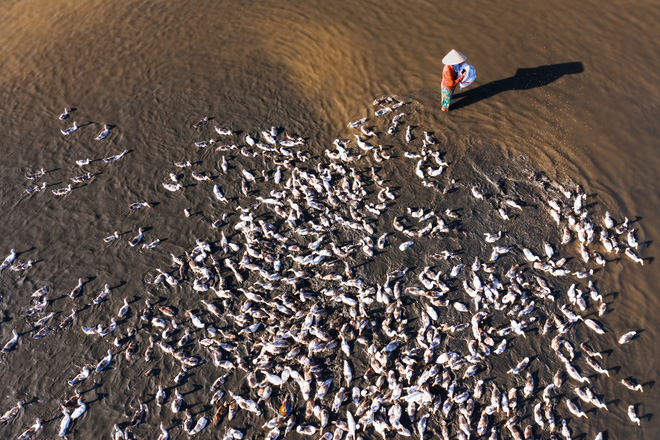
left=0, top=1, right=658, bottom=439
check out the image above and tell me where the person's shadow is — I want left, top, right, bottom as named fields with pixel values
left=451, top=62, right=584, bottom=110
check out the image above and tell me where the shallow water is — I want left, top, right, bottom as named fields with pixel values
left=0, top=1, right=658, bottom=439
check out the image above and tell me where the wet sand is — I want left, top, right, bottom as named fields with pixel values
left=0, top=1, right=658, bottom=439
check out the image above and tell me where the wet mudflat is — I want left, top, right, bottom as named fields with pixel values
left=0, top=1, right=658, bottom=439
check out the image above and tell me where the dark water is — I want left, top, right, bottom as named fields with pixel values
left=0, top=1, right=658, bottom=439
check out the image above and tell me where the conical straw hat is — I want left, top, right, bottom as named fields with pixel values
left=442, top=49, right=467, bottom=65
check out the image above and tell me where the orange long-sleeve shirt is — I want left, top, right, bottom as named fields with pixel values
left=442, top=64, right=464, bottom=89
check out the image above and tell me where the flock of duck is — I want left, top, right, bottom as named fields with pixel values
left=0, top=97, right=649, bottom=439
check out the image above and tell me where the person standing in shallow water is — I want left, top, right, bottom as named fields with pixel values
left=441, top=49, right=467, bottom=112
